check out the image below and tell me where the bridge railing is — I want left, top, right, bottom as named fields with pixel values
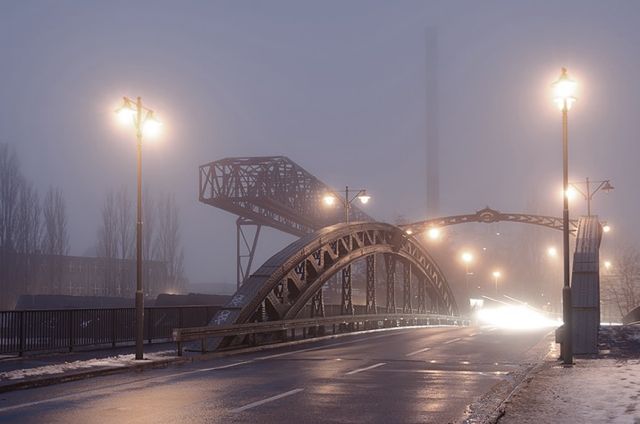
left=173, top=313, right=469, bottom=356
left=0, top=305, right=220, bottom=356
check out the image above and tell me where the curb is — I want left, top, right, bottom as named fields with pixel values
left=481, top=332, right=557, bottom=424
left=0, top=356, right=188, bottom=394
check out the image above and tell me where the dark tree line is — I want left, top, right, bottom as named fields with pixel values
left=96, top=186, right=186, bottom=295
left=0, top=143, right=70, bottom=306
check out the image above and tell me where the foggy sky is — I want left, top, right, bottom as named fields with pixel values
left=0, top=0, right=637, bottom=289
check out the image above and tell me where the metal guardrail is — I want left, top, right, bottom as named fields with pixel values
left=173, top=313, right=468, bottom=356
left=0, top=306, right=220, bottom=356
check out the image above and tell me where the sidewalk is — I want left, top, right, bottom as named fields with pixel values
left=497, top=325, right=640, bottom=424
left=0, top=343, right=182, bottom=393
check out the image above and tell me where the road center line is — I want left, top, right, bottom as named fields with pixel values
left=406, top=347, right=431, bottom=357
left=345, top=362, right=386, bottom=375
left=256, top=330, right=412, bottom=360
left=198, top=360, right=254, bottom=372
left=443, top=337, right=462, bottom=345
left=231, top=388, right=304, bottom=413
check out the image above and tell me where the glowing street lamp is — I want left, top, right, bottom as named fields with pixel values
left=492, top=270, right=501, bottom=296
left=602, top=224, right=611, bottom=233
left=427, top=227, right=441, bottom=240
left=603, top=260, right=612, bottom=270
left=115, top=96, right=162, bottom=360
left=552, top=67, right=576, bottom=365
left=322, top=186, right=370, bottom=224
left=547, top=246, right=558, bottom=258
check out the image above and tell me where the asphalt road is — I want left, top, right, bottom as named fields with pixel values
left=0, top=325, right=549, bottom=424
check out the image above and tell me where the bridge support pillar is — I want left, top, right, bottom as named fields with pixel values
left=403, top=262, right=412, bottom=313
left=311, top=289, right=325, bottom=318
left=366, top=255, right=376, bottom=314
left=417, top=276, right=426, bottom=314
left=385, top=254, right=396, bottom=314
left=341, top=265, right=354, bottom=315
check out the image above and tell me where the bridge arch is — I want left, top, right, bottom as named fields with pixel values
left=210, top=222, right=458, bottom=332
left=401, top=207, right=579, bottom=234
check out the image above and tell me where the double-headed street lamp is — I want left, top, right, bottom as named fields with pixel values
left=552, top=67, right=576, bottom=365
left=323, top=186, right=370, bottom=316
left=568, top=177, right=614, bottom=217
left=323, top=186, right=370, bottom=224
left=116, top=96, right=162, bottom=360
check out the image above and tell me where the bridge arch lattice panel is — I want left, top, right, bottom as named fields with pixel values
left=209, top=222, right=458, bottom=331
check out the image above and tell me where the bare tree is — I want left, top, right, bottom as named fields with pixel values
left=143, top=187, right=155, bottom=262
left=0, top=143, right=21, bottom=250
left=602, top=244, right=640, bottom=320
left=155, top=193, right=185, bottom=291
left=41, top=187, right=69, bottom=256
left=15, top=181, right=41, bottom=255
left=14, top=181, right=41, bottom=294
left=115, top=186, right=134, bottom=260
left=97, top=191, right=118, bottom=295
left=40, top=187, right=69, bottom=294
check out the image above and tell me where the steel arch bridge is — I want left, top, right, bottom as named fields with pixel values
left=400, top=207, right=579, bottom=235
left=208, top=222, right=458, bottom=347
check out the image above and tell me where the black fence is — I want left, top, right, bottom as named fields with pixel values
left=0, top=305, right=220, bottom=356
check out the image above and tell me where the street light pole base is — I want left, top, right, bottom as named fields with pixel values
left=135, top=290, right=144, bottom=360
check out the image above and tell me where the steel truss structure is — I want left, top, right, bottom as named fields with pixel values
left=401, top=207, right=579, bottom=235
left=199, top=156, right=373, bottom=287
left=208, top=222, right=458, bottom=349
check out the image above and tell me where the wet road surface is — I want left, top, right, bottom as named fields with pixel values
left=0, top=325, right=549, bottom=423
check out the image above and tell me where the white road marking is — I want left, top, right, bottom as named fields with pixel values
left=198, top=360, right=254, bottom=372
left=443, top=337, right=462, bottom=345
left=230, top=388, right=304, bottom=413
left=406, top=347, right=431, bottom=357
left=469, top=332, right=482, bottom=337
left=256, top=330, right=412, bottom=360
left=345, top=362, right=386, bottom=375
left=377, top=369, right=509, bottom=376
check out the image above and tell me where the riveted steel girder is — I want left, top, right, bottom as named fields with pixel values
left=365, top=255, right=376, bottom=314
left=209, top=222, right=458, bottom=346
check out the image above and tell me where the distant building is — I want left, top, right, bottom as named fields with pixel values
left=0, top=249, right=185, bottom=310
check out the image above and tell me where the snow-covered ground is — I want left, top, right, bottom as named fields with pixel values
left=0, top=351, right=174, bottom=381
left=499, top=325, right=640, bottom=424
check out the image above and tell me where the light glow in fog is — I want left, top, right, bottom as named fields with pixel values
left=476, top=305, right=561, bottom=330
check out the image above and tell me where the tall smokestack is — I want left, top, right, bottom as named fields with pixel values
left=426, top=28, right=439, bottom=218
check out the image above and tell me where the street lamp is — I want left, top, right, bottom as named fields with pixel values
left=492, top=270, right=501, bottom=296
left=115, top=96, right=162, bottom=360
left=323, top=186, right=370, bottom=224
left=569, top=177, right=614, bottom=217
left=553, top=67, right=576, bottom=365
left=427, top=227, right=441, bottom=240
left=547, top=246, right=558, bottom=258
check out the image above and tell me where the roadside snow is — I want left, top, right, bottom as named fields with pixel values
left=0, top=351, right=174, bottom=381
left=499, top=325, right=640, bottom=424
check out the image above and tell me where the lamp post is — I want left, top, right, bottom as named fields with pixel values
left=492, top=270, right=501, bottom=296
left=115, top=96, right=161, bottom=360
left=569, top=177, right=614, bottom=217
left=323, top=186, right=370, bottom=224
left=323, top=186, right=370, bottom=316
left=553, top=67, right=576, bottom=365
